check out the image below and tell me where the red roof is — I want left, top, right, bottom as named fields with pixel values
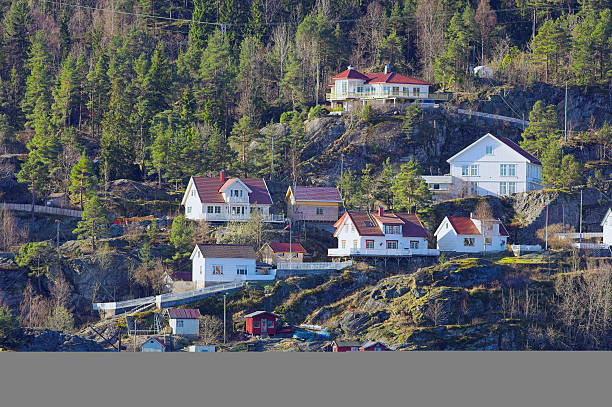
left=192, top=176, right=272, bottom=205
left=167, top=309, right=201, bottom=319
left=335, top=211, right=428, bottom=238
left=364, top=72, right=432, bottom=85
left=447, top=217, right=481, bottom=235
left=266, top=242, right=307, bottom=254
left=498, top=137, right=541, bottom=165
left=144, top=337, right=166, bottom=348
left=330, top=68, right=431, bottom=86
left=331, top=68, right=370, bottom=81
left=288, top=186, right=342, bottom=202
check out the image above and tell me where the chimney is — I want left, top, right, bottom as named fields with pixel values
left=470, top=212, right=474, bottom=219
left=384, top=64, right=389, bottom=74
left=378, top=206, right=384, bottom=216
left=220, top=170, right=226, bottom=182
left=347, top=65, right=353, bottom=70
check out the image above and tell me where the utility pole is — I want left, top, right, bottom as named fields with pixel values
left=289, top=218, right=292, bottom=269
left=532, top=8, right=536, bottom=42
left=544, top=203, right=549, bottom=251
left=579, top=189, right=583, bottom=248
left=55, top=219, right=60, bottom=249
left=564, top=82, right=568, bottom=143
left=223, top=294, right=226, bottom=344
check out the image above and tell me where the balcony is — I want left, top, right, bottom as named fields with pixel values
left=203, top=212, right=285, bottom=223
left=328, top=247, right=439, bottom=257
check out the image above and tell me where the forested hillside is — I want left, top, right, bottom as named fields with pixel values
left=0, top=0, right=610, bottom=199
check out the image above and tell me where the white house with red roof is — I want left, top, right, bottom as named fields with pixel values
left=166, top=308, right=201, bottom=337
left=423, top=133, right=543, bottom=199
left=434, top=215, right=509, bottom=253
left=181, top=170, right=280, bottom=222
left=285, top=186, right=342, bottom=222
left=259, top=242, right=307, bottom=265
left=328, top=207, right=439, bottom=258
left=327, top=65, right=433, bottom=111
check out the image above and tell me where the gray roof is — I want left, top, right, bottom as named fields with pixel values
left=333, top=340, right=362, bottom=347
left=196, top=244, right=256, bottom=259
left=360, top=341, right=388, bottom=349
left=244, top=311, right=278, bottom=319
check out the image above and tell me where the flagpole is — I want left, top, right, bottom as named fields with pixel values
left=289, top=218, right=292, bottom=268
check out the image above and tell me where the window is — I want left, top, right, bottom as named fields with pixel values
left=215, top=206, right=221, bottom=213
left=413, top=88, right=420, bottom=97
left=410, top=241, right=419, bottom=249
left=268, top=320, right=274, bottom=328
left=213, top=265, right=223, bottom=275
left=499, top=182, right=507, bottom=195
left=341, top=81, right=347, bottom=93
left=316, top=207, right=324, bottom=215
left=278, top=253, right=284, bottom=257
left=500, top=164, right=516, bottom=177
left=207, top=206, right=214, bottom=213
left=383, top=86, right=391, bottom=95
left=200, top=265, right=202, bottom=275
left=350, top=224, right=355, bottom=232
left=177, top=320, right=184, bottom=328
left=392, top=86, right=399, bottom=95
left=486, top=145, right=493, bottom=155
left=470, top=165, right=478, bottom=176
left=433, top=184, right=440, bottom=190
left=384, top=225, right=401, bottom=234
left=462, top=165, right=469, bottom=176
left=353, top=240, right=357, bottom=248
left=508, top=182, right=516, bottom=194
left=341, top=241, right=346, bottom=249
left=403, top=87, right=409, bottom=96
left=366, top=240, right=374, bottom=249
left=364, top=221, right=373, bottom=227
left=187, top=206, right=192, bottom=214
left=386, top=240, right=398, bottom=249
left=357, top=86, right=363, bottom=93
left=236, top=266, right=247, bottom=275
left=485, top=237, right=492, bottom=245
left=191, top=190, right=195, bottom=196
left=464, top=238, right=475, bottom=247
left=253, top=320, right=260, bottom=328
left=500, top=239, right=506, bottom=247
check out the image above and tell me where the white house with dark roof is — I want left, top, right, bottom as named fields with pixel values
left=285, top=186, right=342, bottom=222
left=328, top=207, right=439, bottom=258
left=190, top=244, right=275, bottom=288
left=327, top=65, right=438, bottom=111
left=181, top=170, right=281, bottom=222
left=434, top=215, right=509, bottom=253
left=423, top=133, right=543, bottom=199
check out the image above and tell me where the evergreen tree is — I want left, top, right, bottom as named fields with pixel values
left=402, top=102, right=422, bottom=139
left=361, top=164, right=375, bottom=211
left=391, top=158, right=431, bottom=212
left=521, top=101, right=561, bottom=157
left=21, top=31, right=53, bottom=128
left=229, top=115, right=257, bottom=177
left=541, top=141, right=583, bottom=188
left=69, top=152, right=97, bottom=209
left=531, top=18, right=568, bottom=83
left=170, top=215, right=194, bottom=256
left=59, top=9, right=71, bottom=61
left=2, top=0, right=30, bottom=74
left=207, top=124, right=233, bottom=171
left=51, top=55, right=82, bottom=129
left=73, top=195, right=108, bottom=250
left=376, top=158, right=395, bottom=209
left=86, top=53, right=110, bottom=138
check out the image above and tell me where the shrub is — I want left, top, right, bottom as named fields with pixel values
left=308, top=105, right=329, bottom=120
left=359, top=104, right=374, bottom=122
left=0, top=305, right=20, bottom=348
left=280, top=110, right=298, bottom=123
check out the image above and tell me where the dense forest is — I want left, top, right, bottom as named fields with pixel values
left=0, top=0, right=610, bottom=202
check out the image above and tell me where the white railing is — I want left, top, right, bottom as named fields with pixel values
left=327, top=91, right=430, bottom=101
left=328, top=248, right=439, bottom=257
left=556, top=233, right=603, bottom=240
left=276, top=261, right=353, bottom=271
left=1, top=202, right=82, bottom=218
left=204, top=213, right=284, bottom=223
left=457, top=109, right=528, bottom=127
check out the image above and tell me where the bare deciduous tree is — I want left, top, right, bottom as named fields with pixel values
left=134, top=259, right=170, bottom=296
left=20, top=282, right=52, bottom=328
left=425, top=299, right=446, bottom=326
left=473, top=200, right=496, bottom=252
left=193, top=220, right=213, bottom=244
left=415, top=0, right=445, bottom=81
left=199, top=314, right=223, bottom=345
left=0, top=209, right=25, bottom=251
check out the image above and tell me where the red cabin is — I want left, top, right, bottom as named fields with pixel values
left=332, top=340, right=362, bottom=352
left=359, top=341, right=390, bottom=351
left=244, top=311, right=278, bottom=336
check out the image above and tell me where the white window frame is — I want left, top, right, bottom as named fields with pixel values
left=341, top=240, right=346, bottom=249
left=177, top=320, right=184, bottom=328
left=365, top=240, right=374, bottom=249
left=236, top=266, right=248, bottom=275
left=187, top=206, right=192, bottom=214
left=410, top=240, right=419, bottom=249
left=486, top=145, right=493, bottom=155
left=213, top=265, right=223, bottom=275
left=316, top=207, right=324, bottom=215
left=386, top=240, right=398, bottom=249
left=464, top=238, right=475, bottom=247
left=508, top=182, right=516, bottom=194
left=470, top=165, right=478, bottom=176
left=499, top=182, right=507, bottom=195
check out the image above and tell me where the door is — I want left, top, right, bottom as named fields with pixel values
left=261, top=318, right=267, bottom=333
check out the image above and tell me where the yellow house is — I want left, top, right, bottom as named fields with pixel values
left=285, top=186, right=342, bottom=222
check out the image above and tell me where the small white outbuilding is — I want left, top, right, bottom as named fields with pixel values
left=188, top=345, right=216, bottom=352
left=167, top=309, right=201, bottom=337
left=141, top=337, right=166, bottom=352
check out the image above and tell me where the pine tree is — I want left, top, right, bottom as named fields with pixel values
left=59, top=9, right=71, bottom=61
left=376, top=158, right=395, bottom=209
left=21, top=31, right=53, bottom=128
left=391, top=158, right=431, bottom=212
left=86, top=53, right=110, bottom=138
left=51, top=55, right=81, bottom=130
left=73, top=195, right=109, bottom=250
left=207, top=124, right=233, bottom=171
left=521, top=101, right=561, bottom=157
left=229, top=115, right=257, bottom=177
left=531, top=18, right=568, bottom=83
left=2, top=0, right=30, bottom=75
left=69, top=152, right=97, bottom=209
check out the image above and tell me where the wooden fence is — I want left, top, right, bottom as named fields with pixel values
left=1, top=202, right=82, bottom=218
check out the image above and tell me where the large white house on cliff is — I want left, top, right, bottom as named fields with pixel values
left=423, top=133, right=543, bottom=199
left=326, top=65, right=439, bottom=111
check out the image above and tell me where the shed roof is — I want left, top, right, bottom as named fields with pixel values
left=190, top=176, right=272, bottom=205
left=266, top=242, right=307, bottom=253
left=360, top=341, right=388, bottom=349
left=196, top=244, right=256, bottom=259
left=167, top=309, right=201, bottom=319
left=287, top=186, right=342, bottom=202
left=244, top=311, right=278, bottom=319
left=333, top=340, right=362, bottom=347
left=143, top=337, right=166, bottom=348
